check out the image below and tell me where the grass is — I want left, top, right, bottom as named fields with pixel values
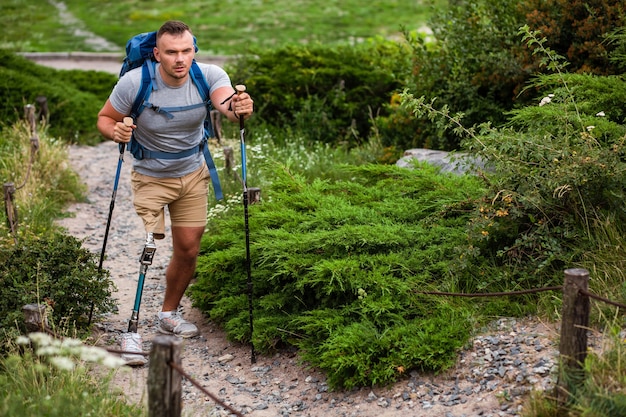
left=0, top=334, right=144, bottom=417
left=0, top=0, right=444, bottom=54
left=522, top=315, right=626, bottom=417
left=0, top=120, right=85, bottom=237
left=0, top=0, right=80, bottom=52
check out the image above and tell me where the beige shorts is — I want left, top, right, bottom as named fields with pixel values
left=130, top=164, right=210, bottom=238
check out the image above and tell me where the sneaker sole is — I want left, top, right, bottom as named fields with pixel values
left=157, top=327, right=199, bottom=339
left=123, top=355, right=148, bottom=366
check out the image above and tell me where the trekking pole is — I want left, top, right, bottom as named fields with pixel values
left=236, top=85, right=256, bottom=364
left=89, top=117, right=132, bottom=325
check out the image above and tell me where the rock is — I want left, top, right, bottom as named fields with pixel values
left=396, top=148, right=485, bottom=175
left=218, top=353, right=234, bottom=363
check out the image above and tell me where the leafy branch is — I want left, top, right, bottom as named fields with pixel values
left=518, top=25, right=582, bottom=123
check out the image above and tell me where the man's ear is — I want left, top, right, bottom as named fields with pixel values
left=153, top=47, right=160, bottom=62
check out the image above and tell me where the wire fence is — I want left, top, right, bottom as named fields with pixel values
left=16, top=241, right=626, bottom=413
left=417, top=283, right=626, bottom=309
left=87, top=268, right=623, bottom=417
left=115, top=344, right=242, bottom=416
left=107, top=338, right=244, bottom=417
left=14, top=253, right=626, bottom=409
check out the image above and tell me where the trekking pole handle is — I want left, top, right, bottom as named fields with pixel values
left=120, top=117, right=133, bottom=153
left=235, top=85, right=246, bottom=124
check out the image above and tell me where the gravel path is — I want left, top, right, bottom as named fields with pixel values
left=56, top=141, right=560, bottom=417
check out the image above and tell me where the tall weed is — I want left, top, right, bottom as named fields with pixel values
left=401, top=27, right=626, bottom=297
left=0, top=119, right=85, bottom=236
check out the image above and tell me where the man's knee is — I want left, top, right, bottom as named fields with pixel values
left=172, top=226, right=204, bottom=259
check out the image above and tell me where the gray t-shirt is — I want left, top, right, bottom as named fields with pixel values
left=109, top=62, right=231, bottom=178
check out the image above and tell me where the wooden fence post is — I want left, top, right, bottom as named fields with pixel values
left=223, top=146, right=234, bottom=175
left=148, top=335, right=182, bottom=417
left=35, top=96, right=49, bottom=124
left=210, top=110, right=222, bottom=143
left=557, top=268, right=590, bottom=404
left=24, top=104, right=36, bottom=132
left=3, top=182, right=17, bottom=242
left=248, top=187, right=261, bottom=204
left=22, top=304, right=48, bottom=332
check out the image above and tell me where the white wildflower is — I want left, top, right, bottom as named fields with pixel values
left=539, top=94, right=555, bottom=106
left=36, top=345, right=61, bottom=357
left=586, top=126, right=595, bottom=131
left=50, top=356, right=75, bottom=371
left=79, top=345, right=108, bottom=362
left=101, top=354, right=126, bottom=369
left=29, top=332, right=53, bottom=345
left=596, top=111, right=605, bottom=117
left=16, top=335, right=30, bottom=345
left=61, top=338, right=83, bottom=348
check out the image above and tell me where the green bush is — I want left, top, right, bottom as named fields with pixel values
left=607, top=27, right=626, bottom=72
left=402, top=29, right=626, bottom=294
left=375, top=0, right=528, bottom=152
left=0, top=233, right=116, bottom=337
left=0, top=50, right=117, bottom=144
left=522, top=0, right=626, bottom=75
left=227, top=41, right=411, bottom=147
left=191, top=162, right=490, bottom=388
left=374, top=0, right=626, bottom=153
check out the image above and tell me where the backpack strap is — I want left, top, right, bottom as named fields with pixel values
left=200, top=139, right=223, bottom=201
left=189, top=60, right=222, bottom=200
left=129, top=143, right=200, bottom=160
left=190, top=61, right=210, bottom=101
left=130, top=60, right=157, bottom=120
left=141, top=102, right=206, bottom=119
left=189, top=61, right=215, bottom=139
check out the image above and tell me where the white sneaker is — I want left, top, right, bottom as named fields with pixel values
left=158, top=311, right=199, bottom=338
left=120, top=332, right=147, bottom=366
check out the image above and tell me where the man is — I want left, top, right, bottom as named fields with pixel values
left=97, top=20, right=254, bottom=365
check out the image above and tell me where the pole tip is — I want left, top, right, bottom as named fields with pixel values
left=235, top=85, right=246, bottom=95
left=123, top=117, right=134, bottom=127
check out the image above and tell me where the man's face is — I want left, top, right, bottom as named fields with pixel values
left=154, top=31, right=195, bottom=85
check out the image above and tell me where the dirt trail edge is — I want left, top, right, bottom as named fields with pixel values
left=57, top=140, right=559, bottom=417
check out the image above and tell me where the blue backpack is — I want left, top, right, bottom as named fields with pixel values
left=120, top=31, right=223, bottom=200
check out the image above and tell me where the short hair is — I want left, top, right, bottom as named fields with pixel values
left=157, top=20, right=192, bottom=40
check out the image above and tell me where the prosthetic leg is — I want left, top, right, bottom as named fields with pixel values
left=128, top=232, right=157, bottom=333
left=120, top=232, right=156, bottom=366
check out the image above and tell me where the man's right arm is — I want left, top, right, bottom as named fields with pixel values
left=97, top=99, right=134, bottom=143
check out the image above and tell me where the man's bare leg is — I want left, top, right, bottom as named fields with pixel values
left=162, top=225, right=205, bottom=311
left=157, top=225, right=204, bottom=338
